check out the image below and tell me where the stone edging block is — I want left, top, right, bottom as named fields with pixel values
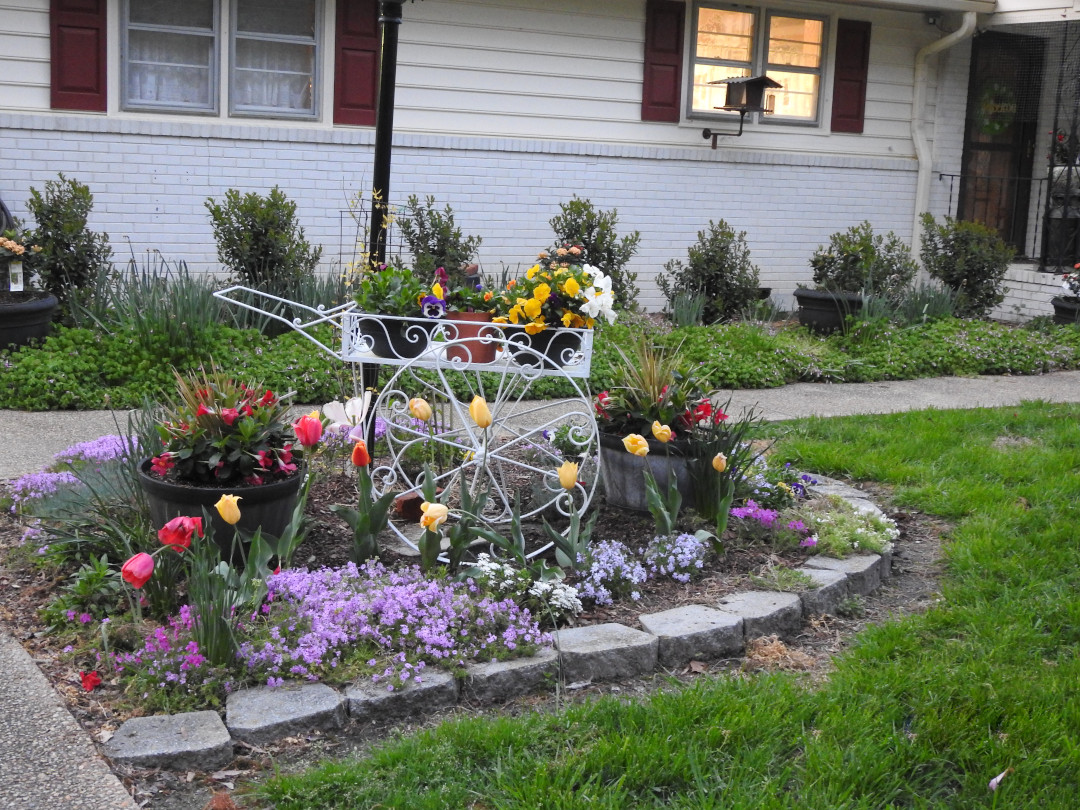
left=638, top=604, right=743, bottom=668
left=715, top=591, right=803, bottom=639
left=795, top=567, right=850, bottom=617
left=346, top=669, right=459, bottom=722
left=803, top=553, right=882, bottom=596
left=105, top=710, right=232, bottom=771
left=554, top=623, right=658, bottom=683
left=463, top=648, right=559, bottom=703
left=226, top=682, right=346, bottom=745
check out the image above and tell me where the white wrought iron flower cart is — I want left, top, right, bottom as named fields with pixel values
left=214, top=286, right=600, bottom=558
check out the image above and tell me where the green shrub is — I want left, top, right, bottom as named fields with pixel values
left=206, top=187, right=322, bottom=292
left=810, top=221, right=916, bottom=300
left=22, top=174, right=113, bottom=322
left=658, top=220, right=761, bottom=324
left=919, top=213, right=1014, bottom=319
left=549, top=197, right=640, bottom=309
left=397, top=195, right=482, bottom=286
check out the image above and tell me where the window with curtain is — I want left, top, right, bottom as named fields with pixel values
left=690, top=4, right=824, bottom=123
left=123, top=0, right=320, bottom=118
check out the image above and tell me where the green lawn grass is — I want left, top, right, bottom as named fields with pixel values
left=252, top=402, right=1080, bottom=809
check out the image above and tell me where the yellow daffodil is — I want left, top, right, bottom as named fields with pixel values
left=651, top=421, right=673, bottom=443
left=623, top=434, right=649, bottom=457
left=215, top=494, right=242, bottom=525
left=419, top=501, right=449, bottom=531
left=469, top=395, right=492, bottom=428
left=557, top=460, right=579, bottom=491
left=408, top=397, right=433, bottom=421
left=712, top=452, right=727, bottom=473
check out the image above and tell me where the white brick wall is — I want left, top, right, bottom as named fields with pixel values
left=1, top=112, right=927, bottom=313
left=993, top=263, right=1065, bottom=321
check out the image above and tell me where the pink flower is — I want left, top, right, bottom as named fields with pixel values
left=121, top=553, right=154, bottom=588
left=150, top=453, right=174, bottom=476
left=292, top=414, right=323, bottom=448
left=220, top=407, right=240, bottom=426
left=196, top=404, right=214, bottom=418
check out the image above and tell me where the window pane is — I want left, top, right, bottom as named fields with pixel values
left=236, top=0, right=316, bottom=37
left=696, top=8, right=754, bottom=62
left=127, top=30, right=213, bottom=107
left=233, top=39, right=314, bottom=112
left=766, top=70, right=819, bottom=119
left=129, top=0, right=214, bottom=30
left=692, top=64, right=751, bottom=113
left=768, top=16, right=823, bottom=69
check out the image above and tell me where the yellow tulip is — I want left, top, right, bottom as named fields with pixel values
left=557, top=460, right=579, bottom=491
left=469, top=395, right=492, bottom=428
left=623, top=434, right=649, bottom=457
left=215, top=494, right=242, bottom=525
left=419, top=501, right=449, bottom=531
left=712, top=452, right=727, bottom=473
left=409, top=397, right=433, bottom=422
left=651, top=421, right=673, bottom=443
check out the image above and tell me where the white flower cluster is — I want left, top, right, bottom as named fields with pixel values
left=579, top=265, right=617, bottom=325
left=527, top=578, right=583, bottom=616
left=471, top=554, right=582, bottom=622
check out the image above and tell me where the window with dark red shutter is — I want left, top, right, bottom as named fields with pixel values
left=642, top=0, right=685, bottom=123
left=334, top=0, right=380, bottom=126
left=51, top=0, right=107, bottom=112
left=831, top=19, right=871, bottom=133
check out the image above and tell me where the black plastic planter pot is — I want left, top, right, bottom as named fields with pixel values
left=793, top=288, right=864, bottom=334
left=597, top=432, right=695, bottom=513
left=1051, top=296, right=1080, bottom=326
left=138, top=459, right=304, bottom=553
left=0, top=292, right=58, bottom=348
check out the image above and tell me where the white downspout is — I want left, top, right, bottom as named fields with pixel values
left=910, top=11, right=978, bottom=257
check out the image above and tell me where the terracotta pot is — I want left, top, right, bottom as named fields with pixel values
left=598, top=432, right=695, bottom=513
left=793, top=288, right=864, bottom=334
left=138, top=459, right=304, bottom=554
left=0, top=292, right=58, bottom=348
left=1051, top=296, right=1080, bottom=325
left=445, top=311, right=497, bottom=364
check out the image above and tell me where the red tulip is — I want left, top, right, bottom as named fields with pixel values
left=292, top=413, right=323, bottom=448
left=121, top=552, right=155, bottom=588
left=351, top=440, right=371, bottom=467
left=157, top=516, right=202, bottom=551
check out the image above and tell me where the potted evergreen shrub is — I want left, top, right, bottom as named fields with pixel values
left=795, top=221, right=916, bottom=333
left=919, top=213, right=1014, bottom=320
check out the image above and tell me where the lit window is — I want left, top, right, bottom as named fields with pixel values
left=123, top=0, right=320, bottom=118
left=691, top=4, right=824, bottom=123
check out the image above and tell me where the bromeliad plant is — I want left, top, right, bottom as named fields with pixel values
left=149, top=368, right=321, bottom=487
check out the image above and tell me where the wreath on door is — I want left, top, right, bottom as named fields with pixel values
left=976, top=82, right=1017, bottom=136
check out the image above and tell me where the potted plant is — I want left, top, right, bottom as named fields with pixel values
left=592, top=337, right=759, bottom=516
left=351, top=264, right=445, bottom=358
left=0, top=227, right=56, bottom=349
left=795, top=221, right=916, bottom=334
left=1053, top=265, right=1080, bottom=325
left=439, top=265, right=499, bottom=364
left=492, top=249, right=616, bottom=368
left=137, top=368, right=321, bottom=547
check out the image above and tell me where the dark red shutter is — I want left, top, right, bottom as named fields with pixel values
left=641, top=0, right=685, bottom=123
left=831, top=19, right=871, bottom=133
left=334, top=0, right=380, bottom=126
left=50, top=0, right=107, bottom=111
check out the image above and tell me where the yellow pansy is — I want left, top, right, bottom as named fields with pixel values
left=432, top=282, right=444, bottom=299
left=523, top=298, right=543, bottom=319
left=562, top=276, right=580, bottom=298
left=526, top=264, right=540, bottom=280
left=561, top=311, right=574, bottom=327
left=533, top=282, right=551, bottom=301
left=525, top=320, right=547, bottom=335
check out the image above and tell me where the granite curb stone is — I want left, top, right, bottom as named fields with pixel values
left=346, top=669, right=459, bottom=722
left=104, top=710, right=232, bottom=771
left=715, top=590, right=804, bottom=639
left=226, top=682, right=346, bottom=745
left=638, top=605, right=744, bottom=668
left=803, top=553, right=883, bottom=596
left=463, top=648, right=559, bottom=703
left=795, top=567, right=850, bottom=617
left=553, top=623, right=659, bottom=683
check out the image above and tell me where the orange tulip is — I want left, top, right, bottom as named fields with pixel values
left=351, top=440, right=371, bottom=467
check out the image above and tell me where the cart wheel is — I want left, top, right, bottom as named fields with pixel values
left=365, top=337, right=598, bottom=558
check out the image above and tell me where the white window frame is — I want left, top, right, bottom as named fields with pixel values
left=121, top=0, right=322, bottom=120
left=689, top=3, right=827, bottom=127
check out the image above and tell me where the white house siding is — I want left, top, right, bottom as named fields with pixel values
left=0, top=0, right=50, bottom=110
left=0, top=0, right=971, bottom=312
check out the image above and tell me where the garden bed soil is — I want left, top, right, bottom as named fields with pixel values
left=0, top=475, right=946, bottom=810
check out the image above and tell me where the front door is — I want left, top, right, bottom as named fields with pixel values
left=957, top=31, right=1043, bottom=252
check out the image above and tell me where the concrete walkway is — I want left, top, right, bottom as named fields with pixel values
left=2, top=371, right=1080, bottom=808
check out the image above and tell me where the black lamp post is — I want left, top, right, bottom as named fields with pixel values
left=369, top=0, right=405, bottom=269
